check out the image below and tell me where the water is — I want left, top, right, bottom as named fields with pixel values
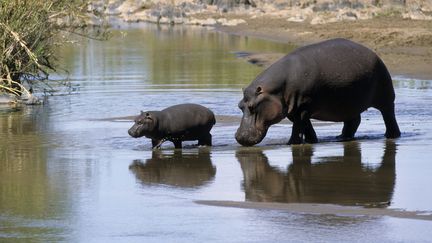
left=1, top=23, right=432, bottom=242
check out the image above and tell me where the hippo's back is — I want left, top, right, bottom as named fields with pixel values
left=161, top=103, right=215, bottom=133
left=281, top=38, right=393, bottom=121
left=288, top=38, right=381, bottom=85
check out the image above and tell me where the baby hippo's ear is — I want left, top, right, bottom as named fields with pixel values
left=144, top=112, right=153, bottom=120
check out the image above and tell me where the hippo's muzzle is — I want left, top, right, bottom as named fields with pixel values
left=235, top=115, right=268, bottom=146
left=128, top=125, right=143, bottom=138
left=235, top=128, right=266, bottom=146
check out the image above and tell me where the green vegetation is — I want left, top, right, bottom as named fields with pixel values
left=0, top=0, right=107, bottom=97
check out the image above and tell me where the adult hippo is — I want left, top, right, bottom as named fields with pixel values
left=128, top=103, right=215, bottom=149
left=235, top=38, right=401, bottom=146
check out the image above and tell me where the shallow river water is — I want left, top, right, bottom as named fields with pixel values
left=1, top=23, right=432, bottom=242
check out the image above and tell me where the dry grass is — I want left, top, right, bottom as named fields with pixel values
left=0, top=0, right=108, bottom=97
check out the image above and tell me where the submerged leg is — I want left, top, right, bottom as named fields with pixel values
left=380, top=104, right=401, bottom=138
left=198, top=133, right=212, bottom=146
left=173, top=140, right=182, bottom=149
left=304, top=119, right=318, bottom=144
left=288, top=120, right=303, bottom=145
left=337, top=115, right=361, bottom=141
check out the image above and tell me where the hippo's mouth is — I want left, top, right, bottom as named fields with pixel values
left=235, top=129, right=267, bottom=146
left=235, top=116, right=268, bottom=146
left=128, top=126, right=144, bottom=138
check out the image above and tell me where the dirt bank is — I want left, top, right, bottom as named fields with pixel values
left=212, top=14, right=432, bottom=80
left=196, top=200, right=432, bottom=221
left=96, top=1, right=432, bottom=80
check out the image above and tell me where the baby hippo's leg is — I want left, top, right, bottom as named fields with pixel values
left=198, top=133, right=212, bottom=146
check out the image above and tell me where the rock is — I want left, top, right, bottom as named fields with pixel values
left=402, top=10, right=432, bottom=20
left=287, top=14, right=306, bottom=22
left=216, top=17, right=228, bottom=24
left=224, top=18, right=246, bottom=26
left=202, top=0, right=255, bottom=12
left=310, top=16, right=326, bottom=25
left=93, top=0, right=432, bottom=25
left=337, top=10, right=358, bottom=20
left=186, top=18, right=201, bottom=25
left=159, top=16, right=171, bottom=24
left=117, top=0, right=153, bottom=15
left=0, top=94, right=16, bottom=104
left=200, top=18, right=217, bottom=25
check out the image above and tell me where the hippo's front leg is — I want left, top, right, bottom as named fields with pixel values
left=288, top=112, right=318, bottom=145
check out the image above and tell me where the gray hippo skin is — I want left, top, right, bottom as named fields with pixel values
left=128, top=103, right=215, bottom=149
left=236, top=38, right=401, bottom=146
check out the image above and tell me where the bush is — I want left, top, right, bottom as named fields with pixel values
left=0, top=0, right=107, bottom=97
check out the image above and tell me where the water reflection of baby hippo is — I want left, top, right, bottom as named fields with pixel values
left=129, top=150, right=216, bottom=188
left=237, top=141, right=396, bottom=207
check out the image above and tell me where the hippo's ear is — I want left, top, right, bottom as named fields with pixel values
left=256, top=86, right=263, bottom=95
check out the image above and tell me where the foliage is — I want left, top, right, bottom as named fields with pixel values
left=0, top=0, right=108, bottom=96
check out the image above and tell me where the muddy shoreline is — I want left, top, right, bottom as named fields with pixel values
left=213, top=16, right=432, bottom=80
left=196, top=200, right=432, bottom=221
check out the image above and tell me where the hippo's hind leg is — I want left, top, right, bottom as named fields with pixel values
left=337, top=115, right=361, bottom=141
left=198, top=133, right=212, bottom=146
left=373, top=63, right=401, bottom=139
left=379, top=104, right=401, bottom=138
left=288, top=111, right=318, bottom=145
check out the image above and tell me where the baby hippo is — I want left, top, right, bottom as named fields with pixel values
left=128, top=103, right=215, bottom=149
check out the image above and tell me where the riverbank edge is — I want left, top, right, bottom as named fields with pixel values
left=95, top=0, right=432, bottom=81
left=211, top=16, right=432, bottom=80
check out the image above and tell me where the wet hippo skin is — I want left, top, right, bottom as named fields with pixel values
left=128, top=103, right=216, bottom=149
left=236, top=38, right=401, bottom=146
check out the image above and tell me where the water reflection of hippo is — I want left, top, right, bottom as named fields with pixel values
left=128, top=103, right=215, bottom=149
left=235, top=38, right=401, bottom=146
left=236, top=141, right=396, bottom=206
left=129, top=150, right=216, bottom=188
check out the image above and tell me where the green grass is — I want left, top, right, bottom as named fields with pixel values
left=0, top=0, right=108, bottom=97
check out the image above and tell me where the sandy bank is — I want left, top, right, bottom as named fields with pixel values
left=196, top=200, right=432, bottom=221
left=92, top=1, right=432, bottom=80
left=213, top=15, right=432, bottom=80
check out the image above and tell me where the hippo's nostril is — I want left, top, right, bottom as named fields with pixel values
left=128, top=128, right=136, bottom=137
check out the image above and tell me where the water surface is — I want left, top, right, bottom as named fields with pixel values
left=1, top=23, right=432, bottom=242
